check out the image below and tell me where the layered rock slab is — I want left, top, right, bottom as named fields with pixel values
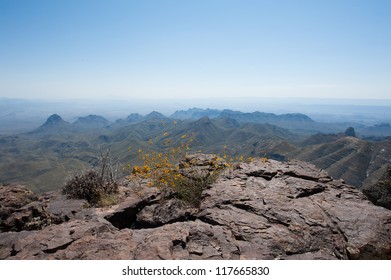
left=199, top=159, right=391, bottom=259
left=1, top=157, right=391, bottom=259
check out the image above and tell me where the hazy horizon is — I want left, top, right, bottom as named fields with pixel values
left=1, top=0, right=390, bottom=101
left=2, top=0, right=391, bottom=133
left=2, top=95, right=391, bottom=115
left=1, top=96, right=391, bottom=134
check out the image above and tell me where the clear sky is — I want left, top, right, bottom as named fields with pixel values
left=0, top=0, right=390, bottom=101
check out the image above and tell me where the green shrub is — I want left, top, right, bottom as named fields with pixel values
left=126, top=131, right=228, bottom=207
left=173, top=169, right=219, bottom=207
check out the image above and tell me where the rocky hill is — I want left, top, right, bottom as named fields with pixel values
left=1, top=112, right=391, bottom=194
left=290, top=136, right=391, bottom=188
left=1, top=155, right=390, bottom=260
left=29, top=114, right=73, bottom=135
left=73, top=114, right=110, bottom=130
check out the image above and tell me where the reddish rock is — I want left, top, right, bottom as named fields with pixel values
left=1, top=156, right=390, bottom=260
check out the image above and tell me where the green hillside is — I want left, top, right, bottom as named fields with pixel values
left=1, top=110, right=390, bottom=193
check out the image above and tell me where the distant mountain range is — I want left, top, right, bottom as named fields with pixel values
left=173, top=108, right=314, bottom=122
left=0, top=108, right=390, bottom=194
left=23, top=107, right=391, bottom=137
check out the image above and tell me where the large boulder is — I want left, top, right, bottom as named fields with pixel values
left=0, top=185, right=85, bottom=232
left=1, top=156, right=390, bottom=260
left=362, top=165, right=391, bottom=210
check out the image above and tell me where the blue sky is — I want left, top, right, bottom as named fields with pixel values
left=0, top=0, right=390, bottom=101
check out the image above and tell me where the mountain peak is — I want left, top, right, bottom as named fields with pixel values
left=344, top=127, right=356, bottom=137
left=74, top=115, right=109, bottom=126
left=76, top=114, right=107, bottom=121
left=143, top=111, right=167, bottom=120
left=125, top=113, right=143, bottom=122
left=30, top=113, right=71, bottom=134
left=44, top=114, right=63, bottom=125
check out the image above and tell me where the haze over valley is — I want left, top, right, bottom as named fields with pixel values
left=1, top=99, right=390, bottom=195
left=2, top=97, right=391, bottom=134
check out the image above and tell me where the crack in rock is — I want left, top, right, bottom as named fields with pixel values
left=42, top=240, right=76, bottom=254
left=294, top=185, right=326, bottom=198
left=245, top=170, right=277, bottom=181
left=283, top=170, right=330, bottom=183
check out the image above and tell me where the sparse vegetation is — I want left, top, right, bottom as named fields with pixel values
left=62, top=150, right=119, bottom=206
left=173, top=169, right=220, bottom=206
left=127, top=133, right=227, bottom=206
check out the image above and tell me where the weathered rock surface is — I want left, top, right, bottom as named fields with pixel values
left=362, top=165, right=391, bottom=210
left=1, top=156, right=391, bottom=260
left=0, top=185, right=48, bottom=231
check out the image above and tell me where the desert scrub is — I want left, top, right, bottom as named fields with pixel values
left=62, top=150, right=119, bottom=207
left=127, top=133, right=227, bottom=206
left=174, top=167, right=221, bottom=206
left=130, top=154, right=224, bottom=207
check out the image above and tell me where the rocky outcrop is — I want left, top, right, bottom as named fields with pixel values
left=362, top=165, right=391, bottom=210
left=0, top=185, right=38, bottom=232
left=344, top=127, right=356, bottom=137
left=0, top=185, right=84, bottom=232
left=1, top=156, right=391, bottom=260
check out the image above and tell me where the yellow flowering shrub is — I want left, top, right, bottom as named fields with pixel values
left=127, top=133, right=268, bottom=206
left=127, top=134, right=228, bottom=206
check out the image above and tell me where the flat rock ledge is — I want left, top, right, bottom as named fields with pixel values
left=1, top=157, right=391, bottom=260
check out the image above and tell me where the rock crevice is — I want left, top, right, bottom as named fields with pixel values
left=1, top=156, right=391, bottom=260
